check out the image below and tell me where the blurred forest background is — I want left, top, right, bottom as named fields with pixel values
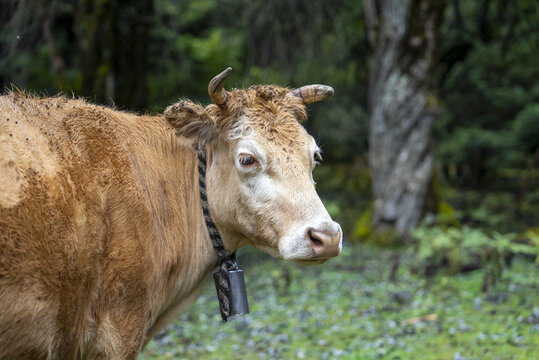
left=1, top=0, right=538, bottom=358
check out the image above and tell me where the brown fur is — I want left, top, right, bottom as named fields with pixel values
left=0, top=91, right=215, bottom=359
left=0, top=85, right=326, bottom=359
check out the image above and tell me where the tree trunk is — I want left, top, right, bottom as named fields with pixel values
left=76, top=0, right=153, bottom=110
left=364, top=0, right=446, bottom=235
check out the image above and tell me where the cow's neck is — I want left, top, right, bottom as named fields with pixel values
left=136, top=130, right=239, bottom=342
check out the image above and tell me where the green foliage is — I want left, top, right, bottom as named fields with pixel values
left=513, top=103, right=539, bottom=154
left=442, top=187, right=539, bottom=234
left=438, top=0, right=539, bottom=185
left=524, top=229, right=539, bottom=266
left=311, top=103, right=369, bottom=162
left=411, top=222, right=538, bottom=285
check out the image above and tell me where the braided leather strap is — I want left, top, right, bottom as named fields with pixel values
left=196, top=144, right=236, bottom=322
left=216, top=262, right=231, bottom=320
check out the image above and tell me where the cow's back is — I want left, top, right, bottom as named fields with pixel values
left=0, top=92, right=151, bottom=358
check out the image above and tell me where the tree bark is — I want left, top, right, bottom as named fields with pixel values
left=365, top=0, right=446, bottom=235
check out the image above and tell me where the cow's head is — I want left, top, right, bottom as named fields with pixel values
left=165, top=68, right=342, bottom=264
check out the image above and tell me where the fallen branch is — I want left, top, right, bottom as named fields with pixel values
left=402, top=314, right=438, bottom=326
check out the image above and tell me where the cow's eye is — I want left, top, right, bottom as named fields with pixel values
left=239, top=153, right=257, bottom=167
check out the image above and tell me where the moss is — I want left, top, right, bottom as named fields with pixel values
left=352, top=203, right=405, bottom=247
left=423, top=168, right=460, bottom=228
left=438, top=200, right=459, bottom=227
left=352, top=201, right=373, bottom=241
left=425, top=93, right=441, bottom=107
left=371, top=228, right=404, bottom=247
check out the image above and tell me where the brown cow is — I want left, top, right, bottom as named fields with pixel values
left=0, top=68, right=341, bottom=359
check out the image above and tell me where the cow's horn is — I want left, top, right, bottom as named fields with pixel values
left=208, top=67, right=232, bottom=107
left=290, top=85, right=334, bottom=104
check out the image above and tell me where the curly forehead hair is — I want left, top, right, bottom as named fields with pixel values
left=247, top=85, right=293, bottom=101
left=207, top=84, right=308, bottom=130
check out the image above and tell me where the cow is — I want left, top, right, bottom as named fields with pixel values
left=0, top=68, right=342, bottom=359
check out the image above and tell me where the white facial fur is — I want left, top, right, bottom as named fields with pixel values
left=222, top=132, right=342, bottom=262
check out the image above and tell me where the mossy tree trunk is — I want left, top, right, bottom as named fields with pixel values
left=364, top=0, right=446, bottom=235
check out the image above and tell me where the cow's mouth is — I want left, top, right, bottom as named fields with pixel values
left=252, top=240, right=333, bottom=265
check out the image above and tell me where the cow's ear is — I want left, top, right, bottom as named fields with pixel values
left=164, top=100, right=218, bottom=143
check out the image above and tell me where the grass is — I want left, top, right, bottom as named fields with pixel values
left=140, top=244, right=539, bottom=360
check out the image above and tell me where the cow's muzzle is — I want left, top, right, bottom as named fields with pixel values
left=306, top=221, right=342, bottom=259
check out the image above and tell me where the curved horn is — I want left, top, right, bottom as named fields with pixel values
left=208, top=67, right=232, bottom=107
left=290, top=85, right=334, bottom=104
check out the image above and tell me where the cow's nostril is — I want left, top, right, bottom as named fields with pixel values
left=306, top=224, right=341, bottom=259
left=307, top=228, right=324, bottom=247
